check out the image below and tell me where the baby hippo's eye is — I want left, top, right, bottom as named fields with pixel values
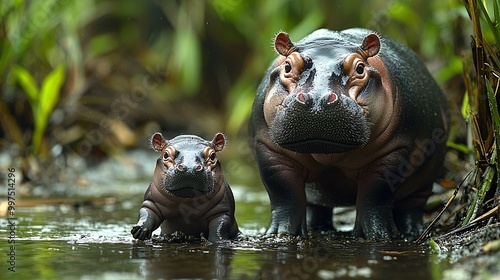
left=284, top=62, right=292, bottom=73
left=203, top=147, right=218, bottom=166
left=209, top=152, right=217, bottom=162
left=163, top=147, right=176, bottom=163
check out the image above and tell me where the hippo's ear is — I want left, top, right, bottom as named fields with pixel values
left=361, top=33, right=380, bottom=57
left=151, top=132, right=168, bottom=152
left=274, top=32, right=296, bottom=56
left=211, top=133, right=226, bottom=152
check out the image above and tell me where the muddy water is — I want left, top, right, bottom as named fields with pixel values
left=1, top=187, right=447, bottom=280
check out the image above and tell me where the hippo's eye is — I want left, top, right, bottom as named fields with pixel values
left=209, top=152, right=217, bottom=162
left=284, top=62, right=292, bottom=73
left=163, top=147, right=176, bottom=162
left=356, top=63, right=365, bottom=75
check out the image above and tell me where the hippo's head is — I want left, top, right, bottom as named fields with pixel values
left=150, top=132, right=226, bottom=198
left=263, top=29, right=385, bottom=154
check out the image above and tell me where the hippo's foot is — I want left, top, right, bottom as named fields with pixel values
left=267, top=206, right=307, bottom=236
left=131, top=216, right=156, bottom=241
left=353, top=204, right=400, bottom=240
left=394, top=208, right=424, bottom=240
left=306, top=204, right=334, bottom=232
left=131, top=224, right=153, bottom=241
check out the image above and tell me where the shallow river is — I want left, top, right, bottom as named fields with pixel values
left=1, top=184, right=451, bottom=280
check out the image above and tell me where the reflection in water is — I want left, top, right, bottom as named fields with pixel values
left=129, top=236, right=432, bottom=279
left=131, top=243, right=235, bottom=279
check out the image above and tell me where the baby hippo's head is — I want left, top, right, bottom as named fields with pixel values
left=151, top=132, right=226, bottom=198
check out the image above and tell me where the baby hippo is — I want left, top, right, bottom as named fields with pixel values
left=131, top=132, right=239, bottom=242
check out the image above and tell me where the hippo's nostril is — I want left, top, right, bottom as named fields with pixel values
left=195, top=165, right=203, bottom=172
left=296, top=92, right=307, bottom=104
left=326, top=92, right=338, bottom=104
left=176, top=164, right=185, bottom=172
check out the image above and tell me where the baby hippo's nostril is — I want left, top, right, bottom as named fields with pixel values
left=195, top=164, right=203, bottom=172
left=176, top=164, right=185, bottom=172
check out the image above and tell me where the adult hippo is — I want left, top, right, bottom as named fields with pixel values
left=249, top=28, right=449, bottom=239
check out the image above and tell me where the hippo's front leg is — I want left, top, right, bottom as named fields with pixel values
left=255, top=141, right=307, bottom=236
left=354, top=185, right=398, bottom=239
left=131, top=197, right=162, bottom=240
left=208, top=214, right=238, bottom=242
left=353, top=157, right=402, bottom=239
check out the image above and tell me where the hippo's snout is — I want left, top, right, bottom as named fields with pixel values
left=272, top=92, right=370, bottom=154
left=167, top=160, right=212, bottom=198
left=165, top=167, right=214, bottom=198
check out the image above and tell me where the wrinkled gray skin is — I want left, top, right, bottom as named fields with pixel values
left=131, top=133, right=239, bottom=242
left=249, top=28, right=449, bottom=239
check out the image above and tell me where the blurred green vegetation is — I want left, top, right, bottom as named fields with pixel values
left=12, top=64, right=65, bottom=154
left=0, top=0, right=470, bottom=187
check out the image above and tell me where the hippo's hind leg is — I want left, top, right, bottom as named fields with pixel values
left=306, top=204, right=333, bottom=231
left=393, top=184, right=432, bottom=239
left=305, top=171, right=356, bottom=233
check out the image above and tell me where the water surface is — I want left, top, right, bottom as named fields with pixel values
left=1, top=189, right=444, bottom=279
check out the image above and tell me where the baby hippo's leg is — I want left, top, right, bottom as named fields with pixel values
left=208, top=214, right=238, bottom=242
left=131, top=207, right=161, bottom=241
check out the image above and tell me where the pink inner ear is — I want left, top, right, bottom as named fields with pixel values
left=212, top=133, right=226, bottom=152
left=362, top=34, right=381, bottom=57
left=275, top=32, right=295, bottom=56
left=151, top=133, right=166, bottom=151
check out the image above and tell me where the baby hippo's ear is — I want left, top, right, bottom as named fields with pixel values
left=274, top=32, right=296, bottom=56
left=151, top=132, right=168, bottom=152
left=211, top=133, right=226, bottom=152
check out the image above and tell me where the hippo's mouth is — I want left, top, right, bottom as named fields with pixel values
left=168, top=187, right=210, bottom=198
left=165, top=179, right=213, bottom=198
left=279, top=138, right=362, bottom=154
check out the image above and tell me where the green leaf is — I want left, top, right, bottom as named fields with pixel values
left=88, top=33, right=118, bottom=57
left=461, top=90, right=470, bottom=122
left=494, top=0, right=500, bottom=42
left=446, top=141, right=471, bottom=154
left=428, top=239, right=441, bottom=254
left=32, top=113, right=48, bottom=155
left=39, top=64, right=65, bottom=118
left=12, top=64, right=38, bottom=103
left=477, top=0, right=500, bottom=44
left=487, top=79, right=500, bottom=133
left=31, top=64, right=65, bottom=154
left=174, top=29, right=200, bottom=94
